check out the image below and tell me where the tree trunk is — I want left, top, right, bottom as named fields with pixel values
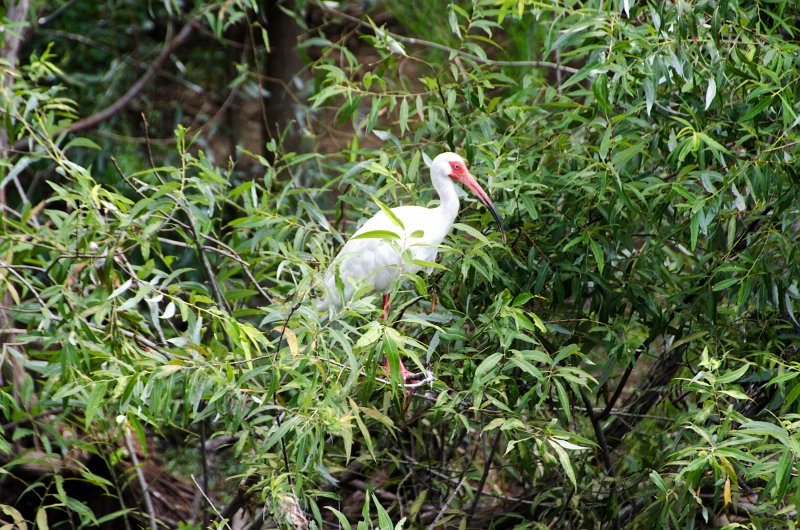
left=262, top=0, right=303, bottom=156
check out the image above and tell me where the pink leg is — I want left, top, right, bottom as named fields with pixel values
left=381, top=293, right=391, bottom=320
left=380, top=293, right=412, bottom=388
left=382, top=356, right=412, bottom=386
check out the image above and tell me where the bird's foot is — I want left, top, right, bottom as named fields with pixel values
left=382, top=356, right=414, bottom=394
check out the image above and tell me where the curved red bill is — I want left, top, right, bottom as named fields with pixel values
left=454, top=171, right=506, bottom=243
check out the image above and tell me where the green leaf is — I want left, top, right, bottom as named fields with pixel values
left=355, top=322, right=383, bottom=349
left=554, top=379, right=572, bottom=422
left=325, top=508, right=352, bottom=530
left=373, top=196, right=405, bottom=229
left=399, top=97, right=409, bottom=134
left=712, top=277, right=740, bottom=292
left=507, top=353, right=543, bottom=381
left=374, top=494, right=394, bottom=530
left=351, top=230, right=401, bottom=241
left=704, top=77, right=716, bottom=110
left=716, top=363, right=750, bottom=384
left=588, top=238, right=604, bottom=274
left=474, top=352, right=503, bottom=381
left=35, top=507, right=48, bottom=530
left=548, top=439, right=577, bottom=488
left=650, top=470, right=668, bottom=494
left=774, top=449, right=792, bottom=498
left=452, top=222, right=489, bottom=244
left=109, top=279, right=133, bottom=299
left=350, top=398, right=376, bottom=460
left=411, top=259, right=447, bottom=270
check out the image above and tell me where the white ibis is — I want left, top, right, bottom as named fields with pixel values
left=318, top=152, right=505, bottom=383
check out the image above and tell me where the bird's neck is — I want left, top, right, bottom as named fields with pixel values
left=432, top=174, right=460, bottom=226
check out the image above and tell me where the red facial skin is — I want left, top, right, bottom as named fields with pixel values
left=448, top=160, right=506, bottom=242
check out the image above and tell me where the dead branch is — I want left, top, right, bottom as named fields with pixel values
left=12, top=20, right=195, bottom=153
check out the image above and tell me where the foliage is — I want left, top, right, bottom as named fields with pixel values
left=2, top=0, right=800, bottom=528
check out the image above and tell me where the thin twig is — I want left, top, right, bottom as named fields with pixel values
left=123, top=429, right=158, bottom=530
left=466, top=430, right=503, bottom=522
left=426, top=475, right=469, bottom=530
left=157, top=237, right=274, bottom=304
left=34, top=0, right=79, bottom=28
left=273, top=301, right=303, bottom=490
left=597, top=363, right=635, bottom=420
left=190, top=474, right=234, bottom=530
left=580, top=389, right=614, bottom=476
left=200, top=420, right=210, bottom=528
left=0, top=260, right=52, bottom=317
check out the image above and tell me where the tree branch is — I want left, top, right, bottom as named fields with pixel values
left=66, top=22, right=194, bottom=134
left=13, top=20, right=194, bottom=152
left=466, top=430, right=503, bottom=522
left=124, top=429, right=158, bottom=530
left=580, top=388, right=614, bottom=475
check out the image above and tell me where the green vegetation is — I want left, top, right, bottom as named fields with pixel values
left=2, top=0, right=800, bottom=528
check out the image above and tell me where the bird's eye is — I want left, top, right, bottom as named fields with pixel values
left=453, top=164, right=460, bottom=170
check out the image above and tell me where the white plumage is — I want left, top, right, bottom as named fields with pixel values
left=318, top=152, right=504, bottom=312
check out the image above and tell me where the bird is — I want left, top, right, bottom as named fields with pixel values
left=317, top=151, right=505, bottom=384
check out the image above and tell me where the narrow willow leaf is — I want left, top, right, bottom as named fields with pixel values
left=690, top=211, right=700, bottom=251
left=373, top=197, right=405, bottom=229
left=373, top=494, right=393, bottom=530
left=475, top=352, right=503, bottom=381
left=36, top=507, right=48, bottom=530
left=399, top=97, right=409, bottom=135
left=705, top=77, right=717, bottom=110
left=325, top=508, right=352, bottom=530
left=548, top=439, right=577, bottom=488
left=273, top=325, right=299, bottom=355
left=351, top=230, right=400, bottom=241
left=775, top=449, right=792, bottom=498
left=448, top=6, right=461, bottom=37
left=109, top=279, right=133, bottom=299
left=723, top=476, right=731, bottom=506
left=650, top=470, right=668, bottom=494
left=643, top=78, right=655, bottom=116
left=160, top=301, right=176, bottom=319
left=349, top=398, right=375, bottom=460
left=554, top=379, right=572, bottom=422
left=411, top=259, right=447, bottom=270
left=589, top=238, right=604, bottom=274
left=552, top=438, right=588, bottom=451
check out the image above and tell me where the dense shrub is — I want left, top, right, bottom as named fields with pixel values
left=1, top=0, right=799, bottom=528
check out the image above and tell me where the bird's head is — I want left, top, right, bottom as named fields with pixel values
left=432, top=152, right=506, bottom=243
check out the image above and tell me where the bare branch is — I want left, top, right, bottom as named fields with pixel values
left=466, top=430, right=503, bottom=522
left=12, top=20, right=194, bottom=152
left=426, top=475, right=469, bottom=530
left=190, top=474, right=234, bottom=530
left=580, top=388, right=614, bottom=476
left=64, top=22, right=194, bottom=135
left=124, top=429, right=158, bottom=530
left=34, top=0, right=80, bottom=29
